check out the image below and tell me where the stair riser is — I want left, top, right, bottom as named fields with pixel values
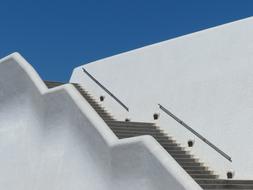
left=106, top=121, right=156, bottom=127
left=115, top=133, right=169, bottom=138
left=200, top=184, right=253, bottom=189
left=109, top=127, right=162, bottom=132
left=197, top=180, right=253, bottom=185
left=186, top=170, right=214, bottom=175
left=190, top=175, right=218, bottom=179
left=117, top=135, right=171, bottom=141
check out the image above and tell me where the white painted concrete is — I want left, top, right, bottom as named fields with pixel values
left=0, top=53, right=201, bottom=190
left=70, top=17, right=253, bottom=179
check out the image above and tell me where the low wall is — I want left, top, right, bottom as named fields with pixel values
left=0, top=53, right=200, bottom=189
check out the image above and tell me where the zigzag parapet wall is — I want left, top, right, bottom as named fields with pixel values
left=0, top=53, right=201, bottom=190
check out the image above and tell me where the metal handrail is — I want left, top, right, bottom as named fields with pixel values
left=158, top=103, right=232, bottom=162
left=82, top=68, right=129, bottom=111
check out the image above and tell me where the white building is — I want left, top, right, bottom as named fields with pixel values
left=0, top=17, right=253, bottom=189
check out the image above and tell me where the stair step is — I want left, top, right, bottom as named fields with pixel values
left=97, top=112, right=112, bottom=116
left=182, top=165, right=209, bottom=171
left=162, top=143, right=183, bottom=147
left=76, top=89, right=91, bottom=96
left=109, top=126, right=162, bottom=132
left=169, top=154, right=193, bottom=159
left=186, top=170, right=214, bottom=175
left=197, top=179, right=253, bottom=185
left=162, top=147, right=184, bottom=151
left=174, top=158, right=199, bottom=163
left=166, top=150, right=189, bottom=154
left=200, top=184, right=253, bottom=189
left=103, top=119, right=115, bottom=122
left=110, top=126, right=160, bottom=131
left=96, top=111, right=113, bottom=117
left=101, top=117, right=115, bottom=121
left=106, top=121, right=156, bottom=127
left=85, top=99, right=100, bottom=105
left=115, top=132, right=168, bottom=137
left=109, top=125, right=158, bottom=131
left=117, top=134, right=171, bottom=140
left=111, top=129, right=163, bottom=135
left=156, top=138, right=178, bottom=142
left=97, top=112, right=113, bottom=117
left=158, top=139, right=179, bottom=144
left=93, top=107, right=109, bottom=111
left=159, top=142, right=181, bottom=147
left=85, top=98, right=100, bottom=102
left=109, top=125, right=157, bottom=130
left=180, top=162, right=203, bottom=167
left=191, top=174, right=218, bottom=179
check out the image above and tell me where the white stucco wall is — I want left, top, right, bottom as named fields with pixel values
left=0, top=53, right=201, bottom=190
left=70, top=17, right=253, bottom=179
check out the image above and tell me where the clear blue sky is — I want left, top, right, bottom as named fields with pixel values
left=0, top=0, right=252, bottom=82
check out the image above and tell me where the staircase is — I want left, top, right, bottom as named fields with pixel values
left=45, top=81, right=253, bottom=190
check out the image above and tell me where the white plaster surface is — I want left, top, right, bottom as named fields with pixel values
left=0, top=53, right=201, bottom=190
left=70, top=17, right=253, bottom=179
